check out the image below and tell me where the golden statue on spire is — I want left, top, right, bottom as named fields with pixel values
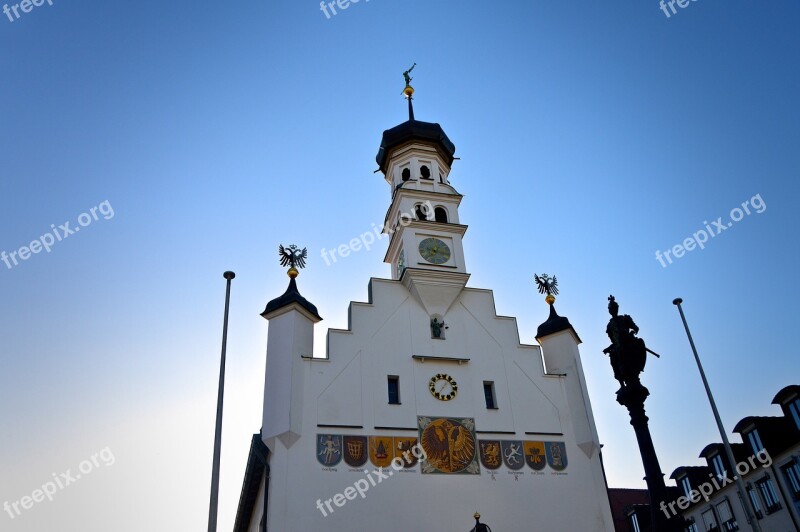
left=402, top=63, right=416, bottom=98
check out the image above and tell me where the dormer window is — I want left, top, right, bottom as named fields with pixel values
left=680, top=476, right=692, bottom=498
left=434, top=207, right=448, bottom=223
left=711, top=454, right=727, bottom=481
left=747, top=430, right=765, bottom=454
left=420, top=165, right=431, bottom=179
left=788, top=397, right=800, bottom=430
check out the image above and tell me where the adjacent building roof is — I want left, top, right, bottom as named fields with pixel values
left=233, top=434, right=270, bottom=532
left=772, top=384, right=800, bottom=405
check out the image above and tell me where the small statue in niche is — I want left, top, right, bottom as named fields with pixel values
left=431, top=317, right=448, bottom=339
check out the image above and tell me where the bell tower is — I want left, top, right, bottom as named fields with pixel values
left=377, top=70, right=469, bottom=317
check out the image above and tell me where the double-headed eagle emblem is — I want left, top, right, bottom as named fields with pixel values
left=534, top=273, right=558, bottom=296
left=278, top=244, right=307, bottom=270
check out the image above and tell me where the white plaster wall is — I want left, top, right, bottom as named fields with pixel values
left=261, top=278, right=614, bottom=531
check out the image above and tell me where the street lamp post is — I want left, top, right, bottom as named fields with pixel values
left=673, top=298, right=761, bottom=532
left=208, top=271, right=235, bottom=532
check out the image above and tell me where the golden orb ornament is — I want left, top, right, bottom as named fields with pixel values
left=545, top=294, right=556, bottom=305
left=474, top=512, right=481, bottom=520
left=403, top=85, right=414, bottom=98
left=287, top=267, right=299, bottom=279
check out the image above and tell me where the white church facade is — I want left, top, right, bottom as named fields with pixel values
left=232, top=89, right=616, bottom=532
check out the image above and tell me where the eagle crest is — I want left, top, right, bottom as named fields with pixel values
left=534, top=273, right=558, bottom=296
left=278, top=244, right=308, bottom=269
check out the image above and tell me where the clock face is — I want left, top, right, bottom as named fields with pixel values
left=418, top=238, right=451, bottom=265
left=429, top=373, right=458, bottom=401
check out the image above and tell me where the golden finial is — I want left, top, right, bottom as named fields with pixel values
left=474, top=512, right=481, bottom=520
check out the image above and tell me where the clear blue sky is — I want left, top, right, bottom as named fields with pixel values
left=1, top=1, right=798, bottom=530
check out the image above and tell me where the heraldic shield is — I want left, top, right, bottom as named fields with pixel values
left=501, top=440, right=525, bottom=470
left=395, top=437, right=419, bottom=468
left=369, top=436, right=394, bottom=468
left=317, top=434, right=342, bottom=466
left=524, top=441, right=547, bottom=471
left=545, top=441, right=568, bottom=471
left=343, top=436, right=368, bottom=467
left=479, top=440, right=502, bottom=470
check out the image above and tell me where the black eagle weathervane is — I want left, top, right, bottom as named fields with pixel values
left=278, top=244, right=308, bottom=278
left=534, top=273, right=559, bottom=304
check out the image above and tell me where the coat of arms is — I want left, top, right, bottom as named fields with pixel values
left=317, top=434, right=342, bottom=466
left=479, top=440, right=502, bottom=470
left=343, top=436, right=368, bottom=467
left=545, top=441, right=568, bottom=471
left=501, top=440, right=525, bottom=471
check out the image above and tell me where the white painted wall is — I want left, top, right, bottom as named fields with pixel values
left=259, top=278, right=615, bottom=531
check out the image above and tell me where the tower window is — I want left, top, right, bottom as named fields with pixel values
left=401, top=168, right=411, bottom=181
left=420, top=165, right=431, bottom=179
left=434, top=207, right=448, bottom=223
left=483, top=381, right=497, bottom=409
left=415, top=204, right=428, bottom=221
left=388, top=376, right=400, bottom=405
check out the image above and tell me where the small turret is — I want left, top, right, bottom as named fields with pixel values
left=261, top=245, right=321, bottom=451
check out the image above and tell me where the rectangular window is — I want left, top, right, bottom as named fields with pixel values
left=387, top=376, right=400, bottom=405
left=783, top=461, right=800, bottom=500
left=789, top=399, right=800, bottom=430
left=702, top=508, right=718, bottom=531
left=629, top=512, right=641, bottom=532
left=748, top=488, right=763, bottom=519
left=483, top=381, right=497, bottom=409
left=716, top=500, right=738, bottom=531
left=681, top=476, right=693, bottom=499
left=747, top=430, right=765, bottom=454
left=686, top=523, right=699, bottom=532
left=712, top=454, right=727, bottom=481
left=756, top=477, right=781, bottom=514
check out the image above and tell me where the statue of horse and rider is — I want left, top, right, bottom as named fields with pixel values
left=603, top=295, right=659, bottom=391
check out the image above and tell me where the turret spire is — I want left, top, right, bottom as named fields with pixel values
left=402, top=63, right=416, bottom=121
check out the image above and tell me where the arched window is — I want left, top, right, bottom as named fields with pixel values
left=401, top=168, right=411, bottom=181
left=420, top=165, right=431, bottom=179
left=415, top=204, right=428, bottom=221
left=434, top=207, right=448, bottom=223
